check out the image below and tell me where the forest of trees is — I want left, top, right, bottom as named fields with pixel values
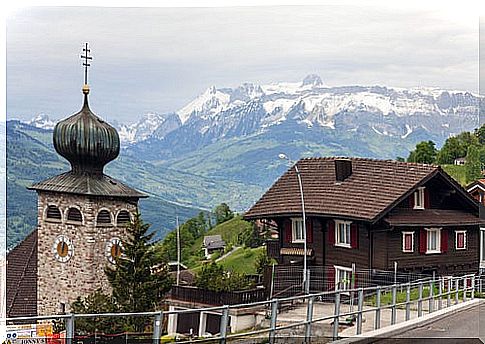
left=404, top=124, right=485, bottom=184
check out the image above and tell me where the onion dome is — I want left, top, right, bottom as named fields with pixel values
left=53, top=85, right=120, bottom=175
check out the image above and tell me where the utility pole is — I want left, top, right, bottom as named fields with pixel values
left=176, top=215, right=180, bottom=286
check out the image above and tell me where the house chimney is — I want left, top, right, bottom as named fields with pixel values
left=335, top=158, right=352, bottom=182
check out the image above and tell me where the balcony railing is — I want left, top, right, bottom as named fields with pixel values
left=170, top=285, right=267, bottom=306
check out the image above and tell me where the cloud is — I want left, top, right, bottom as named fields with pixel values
left=7, top=6, right=479, bottom=122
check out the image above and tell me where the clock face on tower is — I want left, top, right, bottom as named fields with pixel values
left=53, top=235, right=74, bottom=263
left=105, top=237, right=123, bottom=264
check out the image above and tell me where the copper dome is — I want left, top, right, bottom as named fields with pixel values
left=53, top=88, right=120, bottom=175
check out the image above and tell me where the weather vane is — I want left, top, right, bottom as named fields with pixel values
left=80, top=42, right=92, bottom=85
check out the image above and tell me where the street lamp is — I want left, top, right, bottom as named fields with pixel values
left=278, top=153, right=309, bottom=294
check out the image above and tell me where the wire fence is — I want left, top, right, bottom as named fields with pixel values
left=6, top=274, right=482, bottom=344
left=264, top=264, right=433, bottom=299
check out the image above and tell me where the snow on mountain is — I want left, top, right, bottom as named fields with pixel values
left=177, top=86, right=232, bottom=124
left=28, top=114, right=56, bottom=130
left=116, top=112, right=181, bottom=144
left=170, top=75, right=478, bottom=141
left=24, top=75, right=480, bottom=148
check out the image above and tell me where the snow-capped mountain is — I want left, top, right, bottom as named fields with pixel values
left=119, top=75, right=479, bottom=164
left=115, top=112, right=181, bottom=144
left=170, top=74, right=478, bottom=142
left=28, top=114, right=56, bottom=130
left=26, top=75, right=480, bottom=149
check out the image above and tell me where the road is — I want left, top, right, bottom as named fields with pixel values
left=374, top=300, right=485, bottom=343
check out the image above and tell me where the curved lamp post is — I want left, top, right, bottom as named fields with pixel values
left=278, top=153, right=309, bottom=294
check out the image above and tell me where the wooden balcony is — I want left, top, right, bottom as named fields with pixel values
left=170, top=285, right=267, bottom=306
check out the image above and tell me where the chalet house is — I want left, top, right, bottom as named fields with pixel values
left=244, top=157, right=484, bottom=290
left=202, top=235, right=226, bottom=259
left=454, top=157, right=466, bottom=166
left=467, top=179, right=485, bottom=204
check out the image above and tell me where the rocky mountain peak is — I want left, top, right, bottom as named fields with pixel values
left=302, top=74, right=324, bottom=87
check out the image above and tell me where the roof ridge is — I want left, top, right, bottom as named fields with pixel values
left=298, top=156, right=439, bottom=168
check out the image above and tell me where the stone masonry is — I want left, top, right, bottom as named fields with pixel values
left=36, top=191, right=138, bottom=315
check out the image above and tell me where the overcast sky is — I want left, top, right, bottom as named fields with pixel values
left=6, top=5, right=480, bottom=123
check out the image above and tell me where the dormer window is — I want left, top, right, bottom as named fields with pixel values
left=414, top=187, right=425, bottom=210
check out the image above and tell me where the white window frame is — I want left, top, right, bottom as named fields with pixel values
left=291, top=218, right=305, bottom=243
left=455, top=230, right=467, bottom=250
left=425, top=227, right=441, bottom=254
left=414, top=187, right=425, bottom=210
left=402, top=231, right=414, bottom=253
left=335, top=220, right=352, bottom=248
left=480, top=228, right=485, bottom=269
left=334, top=265, right=353, bottom=292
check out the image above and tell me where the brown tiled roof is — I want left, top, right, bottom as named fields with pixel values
left=385, top=209, right=484, bottom=227
left=169, top=270, right=195, bottom=285
left=244, top=157, right=443, bottom=222
left=6, top=229, right=38, bottom=318
left=29, top=171, right=147, bottom=198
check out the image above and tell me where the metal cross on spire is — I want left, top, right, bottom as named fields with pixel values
left=80, top=43, right=92, bottom=85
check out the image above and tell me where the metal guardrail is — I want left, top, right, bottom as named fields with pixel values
left=5, top=274, right=480, bottom=343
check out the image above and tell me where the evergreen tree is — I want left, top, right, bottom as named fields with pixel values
left=70, top=289, right=125, bottom=334
left=105, top=213, right=172, bottom=332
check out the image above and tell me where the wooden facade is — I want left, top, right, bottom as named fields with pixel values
left=246, top=158, right=483, bottom=287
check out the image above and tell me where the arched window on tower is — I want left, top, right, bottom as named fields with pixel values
left=97, top=210, right=112, bottom=226
left=46, top=205, right=62, bottom=221
left=67, top=208, right=83, bottom=223
left=117, top=210, right=131, bottom=226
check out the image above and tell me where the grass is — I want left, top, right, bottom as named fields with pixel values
left=366, top=284, right=483, bottom=306
left=442, top=164, right=467, bottom=186
left=190, top=215, right=252, bottom=253
left=366, top=286, right=438, bottom=306
left=186, top=216, right=261, bottom=275
left=218, top=246, right=265, bottom=275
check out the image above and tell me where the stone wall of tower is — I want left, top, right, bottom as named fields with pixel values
left=36, top=191, right=138, bottom=315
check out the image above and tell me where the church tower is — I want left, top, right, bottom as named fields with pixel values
left=28, top=44, right=147, bottom=315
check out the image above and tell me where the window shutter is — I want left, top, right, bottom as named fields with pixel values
left=424, top=189, right=430, bottom=208
left=284, top=219, right=292, bottom=243
left=328, top=220, right=335, bottom=245
left=350, top=223, right=358, bottom=249
left=456, top=232, right=463, bottom=249
left=419, top=229, right=427, bottom=254
left=306, top=218, right=313, bottom=243
left=403, top=234, right=412, bottom=251
left=441, top=229, right=448, bottom=253
left=327, top=266, right=335, bottom=290
left=409, top=193, right=415, bottom=209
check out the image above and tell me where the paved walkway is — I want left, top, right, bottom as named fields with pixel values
left=271, top=297, right=475, bottom=339
left=215, top=246, right=241, bottom=262
left=385, top=300, right=485, bottom=342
